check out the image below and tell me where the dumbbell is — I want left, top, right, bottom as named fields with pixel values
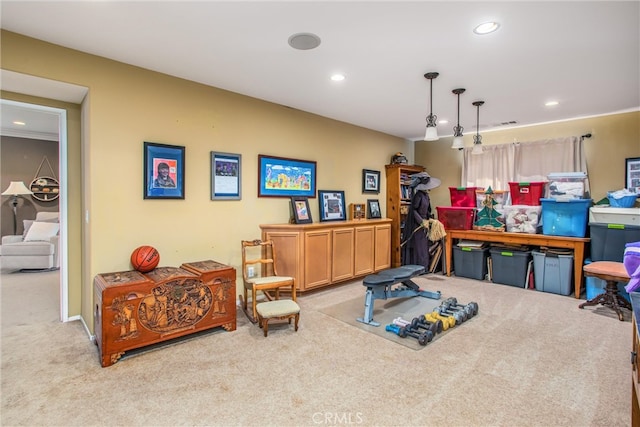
left=411, top=315, right=442, bottom=335
left=445, top=297, right=479, bottom=316
left=426, top=310, right=455, bottom=330
left=392, top=317, right=411, bottom=328
left=440, top=298, right=473, bottom=318
left=435, top=306, right=464, bottom=325
left=385, top=323, right=431, bottom=345
left=438, top=303, right=467, bottom=323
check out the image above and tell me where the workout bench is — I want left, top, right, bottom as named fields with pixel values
left=356, top=265, right=441, bottom=327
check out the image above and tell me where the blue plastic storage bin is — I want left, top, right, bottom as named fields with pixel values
left=541, top=198, right=592, bottom=237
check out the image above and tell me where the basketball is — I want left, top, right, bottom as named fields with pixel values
left=130, top=245, right=160, bottom=273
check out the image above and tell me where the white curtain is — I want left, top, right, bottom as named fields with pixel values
left=462, top=136, right=589, bottom=195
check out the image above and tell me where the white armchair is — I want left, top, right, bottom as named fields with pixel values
left=1, top=212, right=60, bottom=271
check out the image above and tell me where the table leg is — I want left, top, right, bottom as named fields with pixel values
left=573, top=242, right=585, bottom=299
left=445, top=235, right=453, bottom=277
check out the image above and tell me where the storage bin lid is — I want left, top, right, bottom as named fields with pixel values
left=548, top=172, right=587, bottom=178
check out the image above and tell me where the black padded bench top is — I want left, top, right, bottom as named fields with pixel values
left=363, top=264, right=425, bottom=286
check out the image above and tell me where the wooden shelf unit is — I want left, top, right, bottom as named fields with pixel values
left=260, top=219, right=391, bottom=292
left=385, top=164, right=425, bottom=267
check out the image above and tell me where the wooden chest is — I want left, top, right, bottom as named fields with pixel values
left=94, top=262, right=236, bottom=367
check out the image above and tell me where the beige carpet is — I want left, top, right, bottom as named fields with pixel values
left=319, top=275, right=471, bottom=350
left=0, top=268, right=633, bottom=426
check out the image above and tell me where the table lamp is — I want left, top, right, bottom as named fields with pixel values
left=2, top=181, right=33, bottom=235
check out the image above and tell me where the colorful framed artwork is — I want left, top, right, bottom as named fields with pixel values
left=143, top=142, right=185, bottom=199
left=626, top=157, right=640, bottom=196
left=367, top=199, right=382, bottom=219
left=290, top=197, right=312, bottom=224
left=362, top=169, right=380, bottom=194
left=318, top=190, right=346, bottom=222
left=211, top=151, right=241, bottom=200
left=258, top=155, right=316, bottom=198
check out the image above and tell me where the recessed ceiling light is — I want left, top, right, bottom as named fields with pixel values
left=288, top=33, right=321, bottom=50
left=12, top=121, right=26, bottom=126
left=330, top=74, right=345, bottom=82
left=545, top=101, right=559, bottom=107
left=473, top=22, right=500, bottom=35
left=438, top=119, right=449, bottom=125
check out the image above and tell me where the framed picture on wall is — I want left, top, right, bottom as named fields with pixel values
left=626, top=157, right=640, bottom=196
left=258, top=155, right=316, bottom=198
left=143, top=142, right=185, bottom=199
left=318, top=190, right=346, bottom=222
left=211, top=151, right=241, bottom=200
left=362, top=169, right=380, bottom=194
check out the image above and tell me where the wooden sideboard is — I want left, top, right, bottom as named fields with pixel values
left=444, top=229, right=590, bottom=298
left=94, top=260, right=235, bottom=367
left=260, top=219, right=392, bottom=291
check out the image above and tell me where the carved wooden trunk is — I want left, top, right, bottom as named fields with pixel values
left=94, top=261, right=236, bottom=367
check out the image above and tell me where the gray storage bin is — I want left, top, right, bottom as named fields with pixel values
left=489, top=248, right=532, bottom=287
left=589, top=222, right=640, bottom=262
left=532, top=251, right=573, bottom=296
left=453, top=246, right=489, bottom=280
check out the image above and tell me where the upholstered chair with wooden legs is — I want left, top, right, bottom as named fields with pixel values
left=241, top=239, right=300, bottom=336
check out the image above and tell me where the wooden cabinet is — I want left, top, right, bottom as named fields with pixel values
left=385, top=164, right=425, bottom=267
left=94, top=261, right=235, bottom=367
left=261, top=219, right=392, bottom=291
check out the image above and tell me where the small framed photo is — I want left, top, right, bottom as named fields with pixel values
left=144, top=142, right=185, bottom=199
left=290, top=197, right=312, bottom=224
left=318, top=190, right=346, bottom=222
left=211, top=152, right=241, bottom=200
left=367, top=199, right=382, bottom=219
left=626, top=157, right=640, bottom=196
left=362, top=169, right=380, bottom=194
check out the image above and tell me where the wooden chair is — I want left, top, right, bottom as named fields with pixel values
left=579, top=261, right=631, bottom=321
left=240, top=239, right=300, bottom=336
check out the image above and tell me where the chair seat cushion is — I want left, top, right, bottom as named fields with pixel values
left=256, top=300, right=300, bottom=318
left=247, top=276, right=293, bottom=288
left=1, top=241, right=54, bottom=257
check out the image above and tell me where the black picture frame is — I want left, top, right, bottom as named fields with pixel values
left=290, top=197, right=313, bottom=224
left=211, top=151, right=241, bottom=200
left=318, top=190, right=346, bottom=222
left=362, top=169, right=380, bottom=194
left=258, top=154, right=316, bottom=198
left=626, top=157, right=640, bottom=196
left=144, top=142, right=185, bottom=199
left=367, top=199, right=382, bottom=219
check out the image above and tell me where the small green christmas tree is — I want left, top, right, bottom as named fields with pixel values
left=474, top=187, right=505, bottom=231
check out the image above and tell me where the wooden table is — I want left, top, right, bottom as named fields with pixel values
left=445, top=229, right=590, bottom=298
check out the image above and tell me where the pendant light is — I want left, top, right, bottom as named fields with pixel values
left=451, top=88, right=465, bottom=149
left=472, top=100, right=484, bottom=155
left=423, top=72, right=439, bottom=141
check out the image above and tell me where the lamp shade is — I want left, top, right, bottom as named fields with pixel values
left=472, top=143, right=483, bottom=155
left=2, top=181, right=33, bottom=196
left=424, top=126, right=438, bottom=141
left=451, top=136, right=464, bottom=149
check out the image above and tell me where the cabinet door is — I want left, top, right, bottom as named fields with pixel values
left=262, top=231, right=302, bottom=290
left=305, top=230, right=332, bottom=289
left=374, top=223, right=392, bottom=271
left=354, top=226, right=375, bottom=276
left=332, top=228, right=354, bottom=282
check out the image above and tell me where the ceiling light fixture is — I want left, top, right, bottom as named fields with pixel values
left=423, top=72, right=439, bottom=141
left=545, top=100, right=559, bottom=107
left=472, top=100, right=485, bottom=155
left=288, top=33, right=321, bottom=50
left=473, top=22, right=500, bottom=35
left=451, top=88, right=466, bottom=150
left=330, top=74, right=345, bottom=81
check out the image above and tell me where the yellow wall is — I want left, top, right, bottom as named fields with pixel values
left=417, top=112, right=640, bottom=209
left=1, top=31, right=411, bottom=331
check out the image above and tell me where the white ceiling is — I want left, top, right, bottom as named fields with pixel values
left=1, top=1, right=639, bottom=142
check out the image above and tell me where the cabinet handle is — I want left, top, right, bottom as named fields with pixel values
left=632, top=351, right=637, bottom=365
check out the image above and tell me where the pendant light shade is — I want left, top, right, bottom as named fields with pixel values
left=451, top=88, right=465, bottom=150
left=472, top=101, right=484, bottom=155
left=423, top=72, right=439, bottom=141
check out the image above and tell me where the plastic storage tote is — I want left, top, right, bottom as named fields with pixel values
left=509, top=182, right=547, bottom=205
left=547, top=172, right=587, bottom=200
left=589, top=207, right=640, bottom=226
left=502, top=205, right=542, bottom=233
left=589, top=223, right=640, bottom=262
left=490, top=248, right=532, bottom=287
left=453, top=246, right=489, bottom=280
left=532, top=251, right=573, bottom=296
left=436, top=206, right=476, bottom=230
left=540, top=198, right=592, bottom=237
left=449, top=187, right=482, bottom=207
